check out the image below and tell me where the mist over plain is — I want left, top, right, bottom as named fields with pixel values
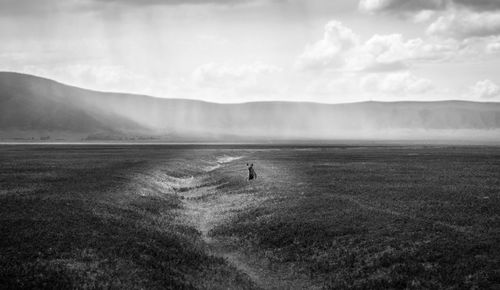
left=1, top=72, right=499, bottom=143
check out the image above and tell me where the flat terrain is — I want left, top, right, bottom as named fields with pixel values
left=0, top=145, right=499, bottom=289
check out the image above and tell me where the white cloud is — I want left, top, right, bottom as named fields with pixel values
left=359, top=0, right=445, bottom=15
left=486, top=40, right=500, bottom=53
left=296, top=21, right=359, bottom=71
left=3, top=63, right=177, bottom=98
left=412, top=10, right=437, bottom=23
left=188, top=62, right=287, bottom=102
left=89, top=0, right=264, bottom=7
left=358, top=0, right=500, bottom=15
left=359, top=0, right=390, bottom=13
left=0, top=0, right=273, bottom=15
left=358, top=0, right=500, bottom=40
left=361, top=72, right=434, bottom=95
left=427, top=9, right=500, bottom=39
left=413, top=39, right=461, bottom=60
left=297, top=21, right=456, bottom=73
left=305, top=74, right=360, bottom=97
left=303, top=71, right=435, bottom=101
left=356, top=34, right=416, bottom=71
left=192, top=62, right=281, bottom=87
left=453, top=0, right=500, bottom=12
left=470, top=79, right=500, bottom=99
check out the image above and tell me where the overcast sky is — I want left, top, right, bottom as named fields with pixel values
left=1, top=0, right=500, bottom=103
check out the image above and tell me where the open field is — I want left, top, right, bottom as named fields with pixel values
left=1, top=145, right=499, bottom=289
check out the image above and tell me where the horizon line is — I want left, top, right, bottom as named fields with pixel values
left=2, top=70, right=500, bottom=106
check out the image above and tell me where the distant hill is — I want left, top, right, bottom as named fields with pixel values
left=0, top=72, right=149, bottom=140
left=1, top=71, right=499, bottom=142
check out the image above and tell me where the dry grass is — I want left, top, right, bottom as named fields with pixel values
left=0, top=145, right=255, bottom=289
left=211, top=146, right=500, bottom=289
left=1, top=145, right=499, bottom=289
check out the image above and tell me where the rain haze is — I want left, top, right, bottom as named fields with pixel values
left=1, top=0, right=500, bottom=141
left=1, top=1, right=500, bottom=290
left=1, top=0, right=500, bottom=102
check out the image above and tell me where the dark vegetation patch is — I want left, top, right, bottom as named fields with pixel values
left=212, top=146, right=500, bottom=289
left=0, top=145, right=255, bottom=289
left=2, top=145, right=499, bottom=289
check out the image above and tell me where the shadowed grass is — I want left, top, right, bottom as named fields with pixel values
left=0, top=145, right=256, bottom=289
left=2, top=145, right=499, bottom=289
left=211, top=146, right=500, bottom=289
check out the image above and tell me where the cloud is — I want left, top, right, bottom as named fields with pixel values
left=297, top=21, right=454, bottom=73
left=361, top=72, right=434, bottom=95
left=304, top=70, right=435, bottom=100
left=412, top=10, right=437, bottom=22
left=486, top=40, right=500, bottom=53
left=296, top=21, right=359, bottom=71
left=470, top=79, right=500, bottom=99
left=297, top=22, right=416, bottom=72
left=358, top=0, right=500, bottom=15
left=192, top=62, right=281, bottom=87
left=0, top=0, right=75, bottom=16
left=89, top=0, right=266, bottom=7
left=0, top=0, right=270, bottom=16
left=357, top=0, right=500, bottom=29
left=359, top=34, right=463, bottom=67
left=304, top=75, right=360, bottom=97
left=427, top=9, right=500, bottom=38
left=359, top=0, right=446, bottom=14
left=0, top=62, right=174, bottom=97
left=189, top=62, right=286, bottom=102
left=358, top=0, right=500, bottom=39
left=453, top=0, right=500, bottom=11
left=356, top=34, right=419, bottom=71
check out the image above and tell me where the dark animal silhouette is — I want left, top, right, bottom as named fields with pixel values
left=247, top=163, right=257, bottom=180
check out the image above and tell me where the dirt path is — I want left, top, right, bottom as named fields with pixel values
left=178, top=184, right=283, bottom=289
left=173, top=166, right=319, bottom=289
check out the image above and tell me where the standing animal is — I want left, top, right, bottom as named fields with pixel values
left=247, top=163, right=257, bottom=180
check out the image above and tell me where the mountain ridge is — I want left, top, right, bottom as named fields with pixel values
left=2, top=71, right=498, bottom=106
left=1, top=71, right=499, bottom=142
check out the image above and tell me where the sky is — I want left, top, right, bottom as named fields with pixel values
left=1, top=0, right=500, bottom=103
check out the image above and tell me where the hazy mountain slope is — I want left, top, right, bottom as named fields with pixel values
left=0, top=72, right=148, bottom=135
left=78, top=92, right=500, bottom=137
left=1, top=72, right=499, bottom=141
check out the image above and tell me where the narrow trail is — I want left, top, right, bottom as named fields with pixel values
left=178, top=184, right=291, bottom=289
left=172, top=158, right=320, bottom=290
left=144, top=153, right=477, bottom=289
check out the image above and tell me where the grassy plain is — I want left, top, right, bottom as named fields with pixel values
left=0, top=145, right=255, bottom=289
left=212, top=146, right=500, bottom=289
left=0, top=145, right=499, bottom=289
